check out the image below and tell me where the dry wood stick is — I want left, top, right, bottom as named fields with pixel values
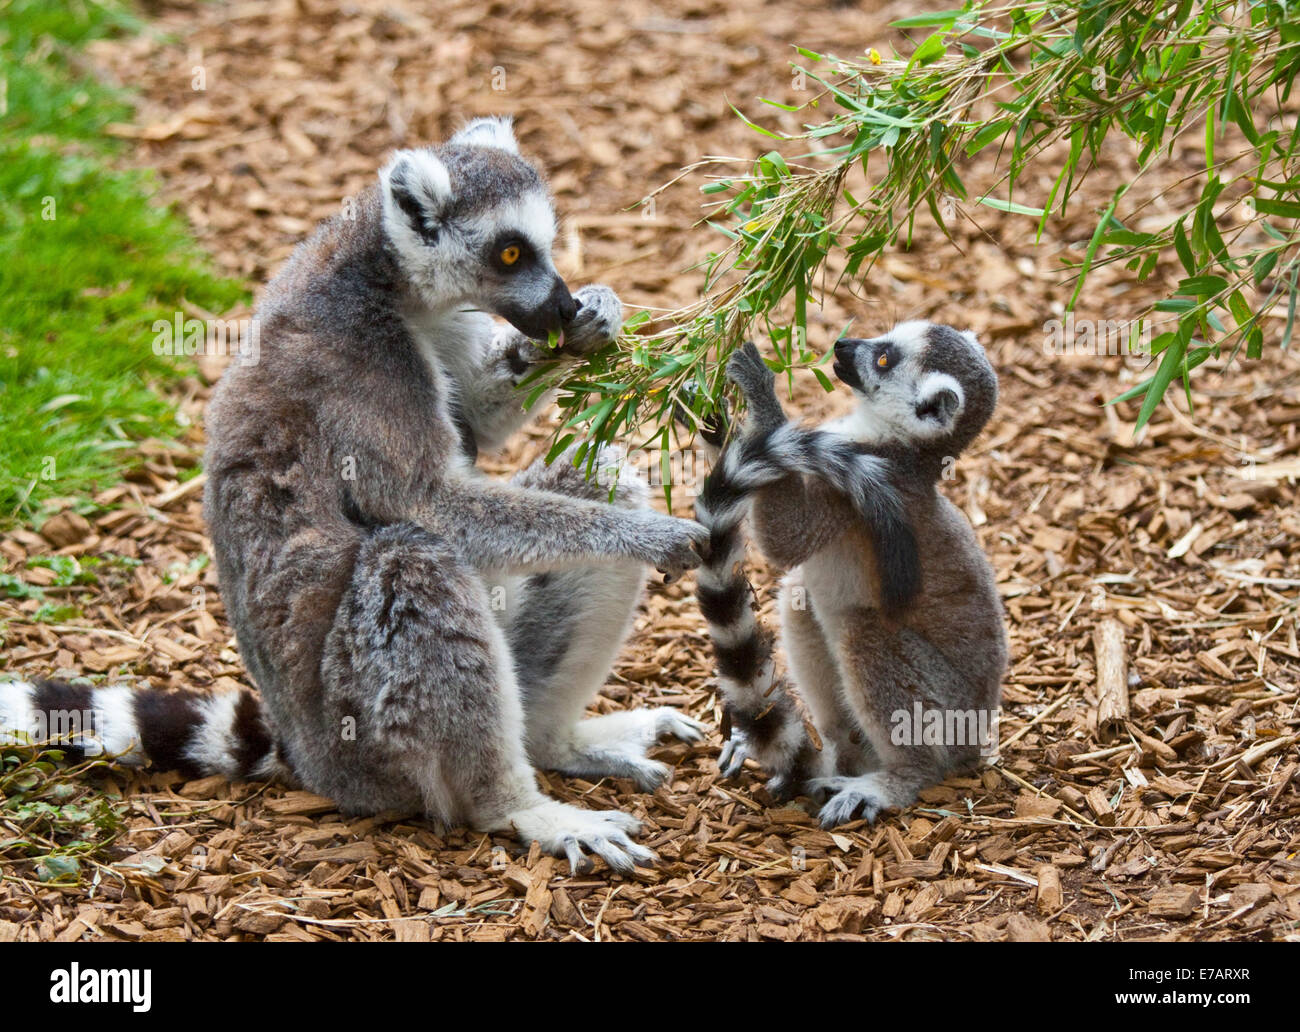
left=1093, top=618, right=1129, bottom=739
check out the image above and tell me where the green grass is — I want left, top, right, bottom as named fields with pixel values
left=0, top=0, right=248, bottom=527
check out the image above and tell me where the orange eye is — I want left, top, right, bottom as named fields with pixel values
left=500, top=245, right=521, bottom=266
left=877, top=352, right=889, bottom=367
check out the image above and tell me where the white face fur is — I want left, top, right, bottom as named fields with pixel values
left=379, top=117, right=574, bottom=339
left=829, top=320, right=977, bottom=447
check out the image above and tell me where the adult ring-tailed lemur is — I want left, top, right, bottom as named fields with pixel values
left=687, top=325, right=1007, bottom=827
left=0, top=118, right=709, bottom=874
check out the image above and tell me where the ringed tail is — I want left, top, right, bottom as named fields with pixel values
left=692, top=421, right=814, bottom=789
left=0, top=677, right=288, bottom=782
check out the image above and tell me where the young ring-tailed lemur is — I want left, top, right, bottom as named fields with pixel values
left=690, top=324, right=1007, bottom=827
left=0, top=118, right=709, bottom=875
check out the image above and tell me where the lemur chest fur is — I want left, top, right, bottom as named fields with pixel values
left=404, top=306, right=488, bottom=383
left=399, top=307, right=487, bottom=472
left=799, top=523, right=884, bottom=623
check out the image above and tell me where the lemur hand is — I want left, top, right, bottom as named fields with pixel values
left=726, top=341, right=785, bottom=433
left=560, top=284, right=623, bottom=356
left=630, top=510, right=709, bottom=583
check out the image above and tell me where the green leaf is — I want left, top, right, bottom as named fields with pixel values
left=1252, top=197, right=1300, bottom=219
left=36, top=855, right=81, bottom=883
left=729, top=103, right=783, bottom=140
left=544, top=434, right=576, bottom=463
left=1134, top=334, right=1187, bottom=431
left=33, top=603, right=81, bottom=624
left=1253, top=250, right=1278, bottom=287
left=910, top=32, right=948, bottom=67
left=1100, top=228, right=1153, bottom=247
left=1068, top=189, right=1125, bottom=311
left=1176, top=274, right=1228, bottom=296
left=1204, top=102, right=1215, bottom=172
left=977, top=196, right=1046, bottom=217
left=1172, top=218, right=1196, bottom=276
left=890, top=9, right=965, bottom=28
left=966, top=120, right=1013, bottom=155
left=1282, top=263, right=1298, bottom=351
left=1227, top=288, right=1253, bottom=328
left=658, top=425, right=673, bottom=511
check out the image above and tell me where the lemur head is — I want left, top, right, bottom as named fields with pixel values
left=831, top=321, right=997, bottom=458
left=379, top=117, right=576, bottom=338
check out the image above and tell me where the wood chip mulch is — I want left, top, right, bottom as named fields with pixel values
left=1, top=0, right=1297, bottom=940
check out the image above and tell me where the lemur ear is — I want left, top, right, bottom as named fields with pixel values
left=381, top=149, right=451, bottom=244
left=916, top=386, right=961, bottom=425
left=915, top=368, right=965, bottom=426
left=449, top=116, right=519, bottom=154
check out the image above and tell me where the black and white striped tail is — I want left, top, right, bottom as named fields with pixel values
left=0, top=678, right=287, bottom=781
left=692, top=424, right=816, bottom=796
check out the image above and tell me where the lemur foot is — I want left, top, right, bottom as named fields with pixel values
left=542, top=707, right=706, bottom=792
left=717, top=729, right=806, bottom=802
left=507, top=799, right=654, bottom=875
left=717, top=696, right=817, bottom=801
left=717, top=729, right=753, bottom=779
left=561, top=284, right=623, bottom=354
left=810, top=772, right=916, bottom=828
left=650, top=707, right=709, bottom=745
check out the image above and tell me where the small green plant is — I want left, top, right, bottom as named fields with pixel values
left=0, top=742, right=128, bottom=885
left=0, top=554, right=138, bottom=623
left=27, top=555, right=104, bottom=587
left=0, top=572, right=44, bottom=601
left=161, top=553, right=208, bottom=585
left=541, top=0, right=1298, bottom=464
